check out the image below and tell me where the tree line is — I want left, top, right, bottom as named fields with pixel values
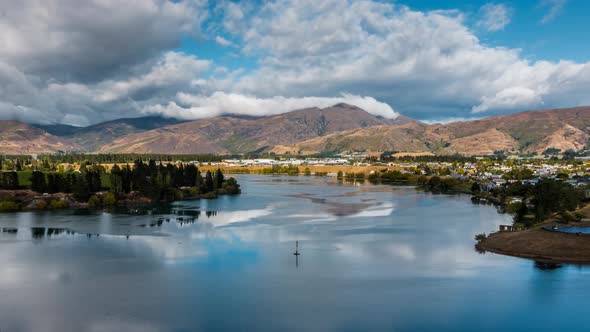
left=1, top=160, right=240, bottom=203
left=473, top=179, right=586, bottom=226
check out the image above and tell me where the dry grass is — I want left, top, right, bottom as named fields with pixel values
left=479, top=223, right=590, bottom=263
left=198, top=165, right=400, bottom=175
left=90, top=163, right=403, bottom=175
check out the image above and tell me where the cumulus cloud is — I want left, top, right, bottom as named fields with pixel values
left=226, top=0, right=590, bottom=119
left=472, top=87, right=544, bottom=113
left=0, top=0, right=207, bottom=82
left=215, top=36, right=234, bottom=47
left=143, top=92, right=398, bottom=120
left=0, top=0, right=589, bottom=126
left=476, top=3, right=512, bottom=31
left=0, top=0, right=209, bottom=125
left=0, top=51, right=209, bottom=126
left=219, top=1, right=248, bottom=34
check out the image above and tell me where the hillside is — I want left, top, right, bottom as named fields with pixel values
left=37, top=116, right=186, bottom=151
left=0, top=121, right=81, bottom=155
left=3, top=105, right=589, bottom=156
left=434, top=106, right=590, bottom=154
left=97, top=104, right=410, bottom=154
left=271, top=106, right=590, bottom=156
left=270, top=123, right=433, bottom=155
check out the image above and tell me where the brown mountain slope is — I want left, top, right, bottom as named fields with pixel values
left=270, top=123, right=433, bottom=155
left=36, top=116, right=186, bottom=151
left=439, top=129, right=520, bottom=155
left=98, top=104, right=409, bottom=154
left=434, top=106, right=590, bottom=153
left=271, top=106, right=590, bottom=155
left=0, top=121, right=81, bottom=155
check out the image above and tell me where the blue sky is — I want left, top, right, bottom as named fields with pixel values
left=0, top=0, right=589, bottom=125
left=183, top=0, right=590, bottom=83
left=411, top=0, right=590, bottom=63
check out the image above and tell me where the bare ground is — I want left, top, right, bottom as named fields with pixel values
left=478, top=224, right=590, bottom=263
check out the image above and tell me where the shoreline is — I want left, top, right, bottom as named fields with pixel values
left=477, top=219, right=590, bottom=263
left=0, top=188, right=240, bottom=212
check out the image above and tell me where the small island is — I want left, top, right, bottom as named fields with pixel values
left=0, top=157, right=241, bottom=212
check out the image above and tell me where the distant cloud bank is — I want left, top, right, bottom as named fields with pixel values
left=143, top=93, right=399, bottom=120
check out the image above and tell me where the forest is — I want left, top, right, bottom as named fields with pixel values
left=0, top=159, right=241, bottom=210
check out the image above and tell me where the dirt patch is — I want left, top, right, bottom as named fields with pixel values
left=478, top=227, right=590, bottom=263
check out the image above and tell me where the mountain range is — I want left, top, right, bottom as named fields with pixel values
left=1, top=104, right=588, bottom=156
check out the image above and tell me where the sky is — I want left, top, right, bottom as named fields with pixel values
left=0, top=0, right=589, bottom=126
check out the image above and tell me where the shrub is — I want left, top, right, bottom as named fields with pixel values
left=506, top=202, right=522, bottom=215
left=474, top=233, right=487, bottom=242
left=222, top=178, right=241, bottom=195
left=87, top=195, right=100, bottom=208
left=558, top=211, right=574, bottom=224
left=0, top=200, right=20, bottom=211
left=35, top=199, right=47, bottom=210
left=513, top=223, right=525, bottom=230
left=173, top=190, right=184, bottom=201
left=188, top=187, right=200, bottom=197
left=202, top=192, right=217, bottom=199
left=103, top=192, right=116, bottom=206
left=428, top=176, right=441, bottom=187
left=48, top=200, right=67, bottom=209
left=417, top=175, right=428, bottom=185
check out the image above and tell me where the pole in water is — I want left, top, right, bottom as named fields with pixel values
left=294, top=240, right=300, bottom=256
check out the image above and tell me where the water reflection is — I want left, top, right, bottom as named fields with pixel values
left=2, top=227, right=18, bottom=234
left=0, top=175, right=589, bottom=332
left=0, top=208, right=221, bottom=242
left=534, top=261, right=563, bottom=270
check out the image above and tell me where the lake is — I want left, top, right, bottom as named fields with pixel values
left=1, top=175, right=589, bottom=331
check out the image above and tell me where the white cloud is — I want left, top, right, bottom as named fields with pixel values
left=0, top=51, right=209, bottom=126
left=220, top=1, right=247, bottom=34
left=215, top=36, right=234, bottom=47
left=0, top=0, right=207, bottom=82
left=477, top=3, right=512, bottom=31
left=0, top=0, right=588, bottom=125
left=92, top=52, right=211, bottom=103
left=224, top=0, right=590, bottom=119
left=0, top=0, right=210, bottom=125
left=540, top=0, right=567, bottom=24
left=143, top=92, right=399, bottom=120
left=472, top=86, right=544, bottom=113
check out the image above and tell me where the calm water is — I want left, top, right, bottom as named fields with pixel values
left=1, top=175, right=589, bottom=332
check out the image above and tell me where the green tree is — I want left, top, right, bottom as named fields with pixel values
left=203, top=170, right=214, bottom=193
left=214, top=168, right=224, bottom=189
left=31, top=171, right=47, bottom=193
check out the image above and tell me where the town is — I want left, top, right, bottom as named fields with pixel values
left=213, top=154, right=590, bottom=189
